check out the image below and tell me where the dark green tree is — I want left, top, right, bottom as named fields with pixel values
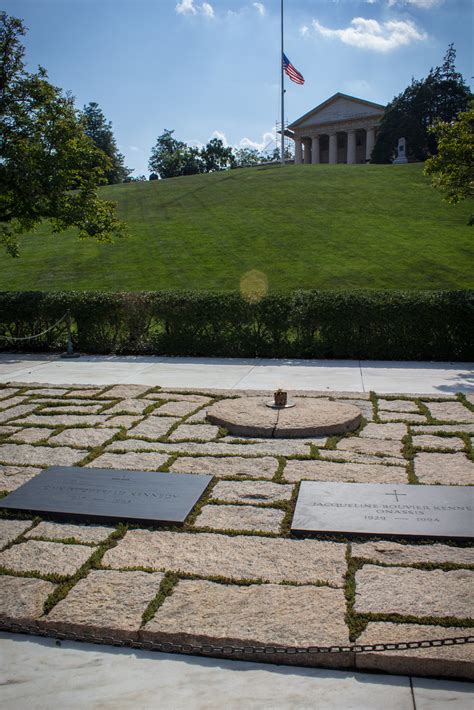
left=232, top=147, right=261, bottom=167
left=372, top=45, right=471, bottom=163
left=149, top=129, right=187, bottom=178
left=0, top=12, right=123, bottom=256
left=82, top=102, right=131, bottom=184
left=200, top=138, right=235, bottom=172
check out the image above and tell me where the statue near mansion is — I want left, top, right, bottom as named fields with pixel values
left=288, top=93, right=385, bottom=165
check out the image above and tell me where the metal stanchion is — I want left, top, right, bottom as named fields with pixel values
left=60, top=312, right=80, bottom=359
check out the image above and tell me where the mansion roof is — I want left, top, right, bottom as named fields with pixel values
left=288, top=93, right=385, bottom=132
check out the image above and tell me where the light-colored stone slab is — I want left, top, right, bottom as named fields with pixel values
left=211, top=480, right=293, bottom=504
left=20, top=414, right=109, bottom=427
left=39, top=404, right=104, bottom=415
left=9, top=427, right=52, bottom=444
left=413, top=435, right=465, bottom=451
left=194, top=504, right=284, bottom=533
left=154, top=400, right=201, bottom=417
left=0, top=443, right=87, bottom=467
left=0, top=405, right=38, bottom=423
left=378, top=399, right=420, bottom=413
left=129, top=417, right=179, bottom=439
left=108, top=439, right=315, bottom=457
left=0, top=575, right=55, bottom=620
left=412, top=424, right=474, bottom=435
left=25, top=521, right=114, bottom=544
left=0, top=396, right=27, bottom=410
left=360, top=423, right=407, bottom=440
left=103, top=530, right=347, bottom=586
left=284, top=460, right=407, bottom=484
left=354, top=566, right=474, bottom=618
left=351, top=541, right=474, bottom=566
left=100, top=415, right=143, bottom=428
left=0, top=519, right=33, bottom=550
left=89, top=451, right=169, bottom=471
left=145, top=392, right=212, bottom=404
left=425, top=402, right=474, bottom=423
left=144, top=580, right=349, bottom=648
left=414, top=452, right=474, bottom=485
left=339, top=399, right=374, bottom=421
left=0, top=426, right=20, bottom=436
left=0, top=465, right=42, bottom=491
left=378, top=412, right=426, bottom=423
left=25, top=388, right=70, bottom=397
left=318, top=450, right=404, bottom=466
left=185, top=411, right=208, bottom=423
left=168, top=424, right=219, bottom=442
left=45, top=570, right=164, bottom=638
left=98, top=385, right=150, bottom=399
left=105, top=399, right=151, bottom=415
left=65, top=389, right=103, bottom=398
left=0, top=388, right=19, bottom=400
left=336, top=438, right=403, bottom=457
left=169, top=455, right=277, bottom=479
left=48, top=428, right=120, bottom=448
left=356, top=623, right=474, bottom=680
left=0, top=540, right=94, bottom=577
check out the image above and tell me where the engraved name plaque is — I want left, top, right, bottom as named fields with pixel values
left=1, top=466, right=213, bottom=526
left=291, top=482, right=473, bottom=540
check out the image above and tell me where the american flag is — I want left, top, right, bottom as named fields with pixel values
left=283, top=53, right=304, bottom=85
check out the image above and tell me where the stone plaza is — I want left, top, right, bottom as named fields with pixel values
left=0, top=382, right=473, bottom=680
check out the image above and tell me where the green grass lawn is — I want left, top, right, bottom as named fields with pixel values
left=1, top=163, right=473, bottom=292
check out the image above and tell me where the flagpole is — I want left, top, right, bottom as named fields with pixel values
left=280, top=0, right=285, bottom=165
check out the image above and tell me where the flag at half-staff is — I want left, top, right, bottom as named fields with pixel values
left=283, top=53, right=305, bottom=85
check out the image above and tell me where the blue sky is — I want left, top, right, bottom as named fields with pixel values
left=5, top=0, right=473, bottom=175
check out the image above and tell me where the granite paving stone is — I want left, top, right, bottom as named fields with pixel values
left=414, top=452, right=474, bottom=485
left=284, top=460, right=407, bottom=484
left=21, top=414, right=110, bottom=427
left=102, top=530, right=347, bottom=586
left=0, top=443, right=87, bottom=466
left=24, top=388, right=70, bottom=397
left=0, top=405, right=38, bottom=423
left=89, top=451, right=169, bottom=471
left=9, top=427, right=52, bottom=444
left=108, top=439, right=315, bottom=457
left=25, top=521, right=115, bottom=544
left=98, top=385, right=150, bottom=399
left=211, top=480, right=293, bottom=504
left=0, top=519, right=33, bottom=550
left=338, top=399, right=373, bottom=421
left=0, top=465, right=42, bottom=491
left=0, top=539, right=95, bottom=577
left=154, top=401, right=201, bottom=417
left=318, top=450, right=404, bottom=466
left=336, top=437, right=403, bottom=457
left=105, top=399, right=151, bottom=415
left=168, top=424, right=220, bottom=442
left=145, top=392, right=212, bottom=405
left=44, top=570, right=164, bottom=639
left=354, top=566, right=474, bottom=618
left=0, top=388, right=19, bottom=400
left=144, top=580, right=349, bottom=648
left=48, top=428, right=120, bottom=448
left=425, top=401, right=474, bottom=423
left=128, top=416, right=180, bottom=439
left=185, top=411, right=208, bottom=424
left=0, top=426, right=21, bottom=436
left=378, top=399, right=420, bottom=413
left=0, top=396, right=28, bottom=410
left=412, top=434, right=465, bottom=451
left=356, top=623, right=474, bottom=680
left=0, top=575, right=55, bottom=620
left=412, top=424, right=474, bottom=435
left=64, top=389, right=103, bottom=398
left=351, top=541, right=474, bottom=566
left=378, top=412, right=427, bottom=423
left=100, top=415, right=143, bottom=428
left=169, top=455, right=278, bottom=479
left=360, top=423, right=407, bottom=440
left=193, top=504, right=284, bottom=533
left=39, top=404, right=104, bottom=415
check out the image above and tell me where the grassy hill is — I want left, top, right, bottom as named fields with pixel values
left=1, top=163, right=473, bottom=292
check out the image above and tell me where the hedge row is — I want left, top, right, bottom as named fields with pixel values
left=0, top=290, right=472, bottom=361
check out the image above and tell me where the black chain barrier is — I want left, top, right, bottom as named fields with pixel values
left=1, top=620, right=472, bottom=655
left=0, top=311, right=70, bottom=341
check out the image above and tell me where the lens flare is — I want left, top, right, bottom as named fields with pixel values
left=239, top=269, right=268, bottom=303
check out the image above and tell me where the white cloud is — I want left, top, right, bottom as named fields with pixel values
left=312, top=16, right=427, bottom=52
left=388, top=0, right=443, bottom=8
left=129, top=145, right=140, bottom=152
left=253, top=3, right=266, bottom=16
left=176, top=0, right=197, bottom=15
left=175, top=0, right=214, bottom=18
left=202, top=2, right=214, bottom=18
left=239, top=128, right=276, bottom=152
left=300, top=25, right=309, bottom=36
left=211, top=130, right=229, bottom=146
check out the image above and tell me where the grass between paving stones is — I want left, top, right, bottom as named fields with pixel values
left=458, top=393, right=474, bottom=413
left=369, top=393, right=379, bottom=423
left=141, top=571, right=179, bottom=626
left=402, top=432, right=419, bottom=484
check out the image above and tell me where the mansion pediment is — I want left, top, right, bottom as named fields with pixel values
left=289, top=93, right=385, bottom=131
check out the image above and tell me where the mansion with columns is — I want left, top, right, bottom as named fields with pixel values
left=288, top=93, right=385, bottom=165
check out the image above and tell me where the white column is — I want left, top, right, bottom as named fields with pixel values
left=303, top=139, right=311, bottom=164
left=294, top=138, right=303, bottom=164
left=366, top=127, right=376, bottom=162
left=311, top=136, right=320, bottom=164
left=347, top=130, right=356, bottom=164
left=328, top=133, right=337, bottom=164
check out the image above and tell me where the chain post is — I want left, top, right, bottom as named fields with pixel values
left=60, top=310, right=80, bottom=359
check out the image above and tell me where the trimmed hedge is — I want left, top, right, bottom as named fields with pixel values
left=0, top=290, right=472, bottom=361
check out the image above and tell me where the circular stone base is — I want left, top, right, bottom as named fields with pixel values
left=206, top=397, right=362, bottom=439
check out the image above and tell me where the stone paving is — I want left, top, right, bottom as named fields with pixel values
left=0, top=383, right=473, bottom=679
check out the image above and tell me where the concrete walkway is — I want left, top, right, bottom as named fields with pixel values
left=1, top=633, right=472, bottom=710
left=0, top=353, right=472, bottom=393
